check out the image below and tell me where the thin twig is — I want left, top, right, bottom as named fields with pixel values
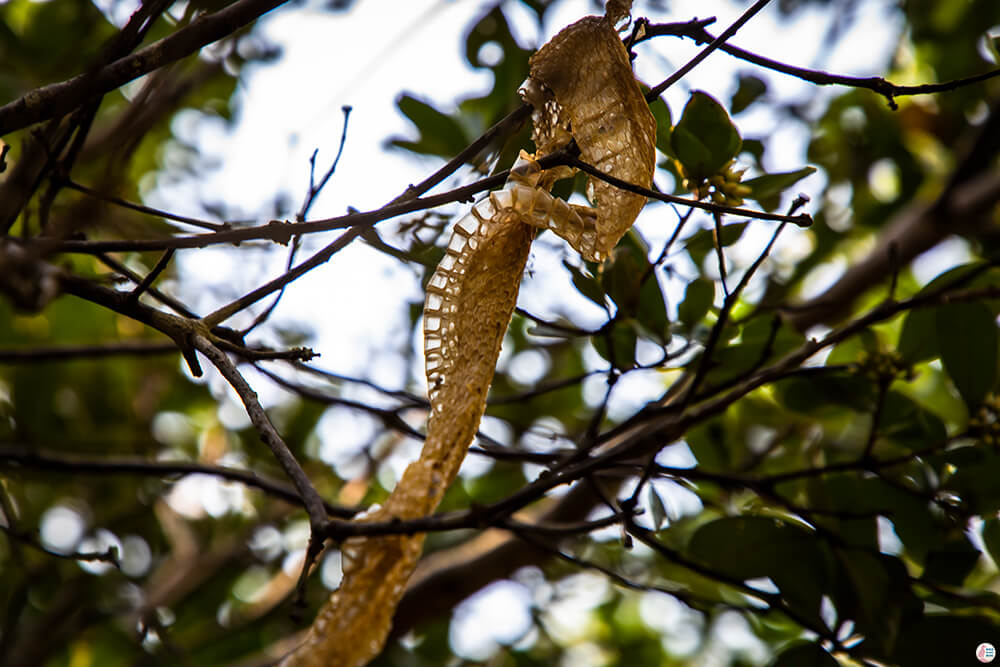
left=0, top=0, right=292, bottom=134
left=0, top=340, right=177, bottom=362
left=0, top=445, right=356, bottom=517
left=126, top=248, right=175, bottom=304
left=645, top=0, right=773, bottom=101
left=645, top=21, right=1000, bottom=110
left=190, top=334, right=328, bottom=525
left=60, top=179, right=229, bottom=231
left=563, top=152, right=812, bottom=226
left=387, top=103, right=532, bottom=205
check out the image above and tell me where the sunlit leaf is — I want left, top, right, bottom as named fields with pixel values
left=670, top=91, right=742, bottom=183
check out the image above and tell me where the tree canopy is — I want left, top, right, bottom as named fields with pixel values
left=1, top=0, right=1000, bottom=665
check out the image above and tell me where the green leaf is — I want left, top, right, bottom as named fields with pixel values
left=742, top=167, right=817, bottom=212
left=941, top=449, right=1000, bottom=513
left=688, top=516, right=829, bottom=628
left=769, top=643, right=838, bottom=667
left=670, top=91, right=742, bottom=183
left=983, top=518, right=1000, bottom=568
left=877, top=391, right=947, bottom=450
left=564, top=260, right=606, bottom=308
left=936, top=301, right=997, bottom=409
left=900, top=262, right=1000, bottom=364
left=834, top=552, right=920, bottom=656
left=678, top=278, right=715, bottom=328
left=775, top=373, right=874, bottom=414
left=922, top=532, right=980, bottom=587
left=731, top=74, right=768, bottom=114
left=649, top=97, right=673, bottom=157
left=891, top=615, right=1000, bottom=667
left=593, top=320, right=638, bottom=370
left=685, top=222, right=748, bottom=269
left=388, top=94, right=470, bottom=158
left=601, top=231, right=669, bottom=343
left=898, top=306, right=938, bottom=364
left=637, top=274, right=670, bottom=344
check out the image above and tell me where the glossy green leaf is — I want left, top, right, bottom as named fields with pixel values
left=941, top=449, right=1000, bottom=513
left=637, top=273, right=670, bottom=344
left=936, top=301, right=997, bottom=409
left=775, top=373, right=874, bottom=414
left=601, top=231, right=669, bottom=343
left=899, top=262, right=1000, bottom=364
left=877, top=391, right=947, bottom=450
left=742, top=166, right=817, bottom=212
left=835, top=553, right=921, bottom=657
left=670, top=91, right=742, bottom=182
left=687, top=516, right=823, bottom=581
left=897, top=305, right=938, bottom=364
left=689, top=516, right=828, bottom=628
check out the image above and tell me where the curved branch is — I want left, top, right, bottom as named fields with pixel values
left=642, top=20, right=1000, bottom=109
left=0, top=0, right=290, bottom=135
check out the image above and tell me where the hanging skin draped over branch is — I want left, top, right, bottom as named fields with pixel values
left=279, top=2, right=654, bottom=665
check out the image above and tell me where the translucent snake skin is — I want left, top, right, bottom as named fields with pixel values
left=279, top=3, right=655, bottom=665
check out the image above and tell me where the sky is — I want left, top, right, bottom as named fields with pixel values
left=146, top=0, right=904, bottom=387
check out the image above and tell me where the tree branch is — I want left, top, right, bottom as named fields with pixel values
left=0, top=0, right=291, bottom=135
left=0, top=445, right=356, bottom=518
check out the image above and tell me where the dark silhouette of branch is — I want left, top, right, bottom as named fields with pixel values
left=95, top=252, right=198, bottom=318
left=242, top=106, right=355, bottom=338
left=641, top=20, right=1000, bottom=109
left=126, top=248, right=175, bottom=304
left=0, top=340, right=177, bottom=362
left=59, top=179, right=228, bottom=231
left=0, top=0, right=291, bottom=135
left=787, top=105, right=1000, bottom=330
left=562, top=152, right=813, bottom=226
left=296, top=106, right=353, bottom=222
left=0, top=446, right=356, bottom=518
left=190, top=334, right=328, bottom=525
left=387, top=104, right=532, bottom=204
left=645, top=0, right=774, bottom=101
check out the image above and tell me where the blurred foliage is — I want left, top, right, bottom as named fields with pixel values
left=1, top=0, right=1000, bottom=666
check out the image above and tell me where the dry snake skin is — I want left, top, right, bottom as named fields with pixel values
left=524, top=1, right=656, bottom=262
left=279, top=3, right=655, bottom=666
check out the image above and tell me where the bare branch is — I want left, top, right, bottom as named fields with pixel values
left=0, top=446, right=356, bottom=518
left=645, top=0, right=773, bottom=101
left=0, top=0, right=291, bottom=135
left=642, top=20, right=1000, bottom=109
